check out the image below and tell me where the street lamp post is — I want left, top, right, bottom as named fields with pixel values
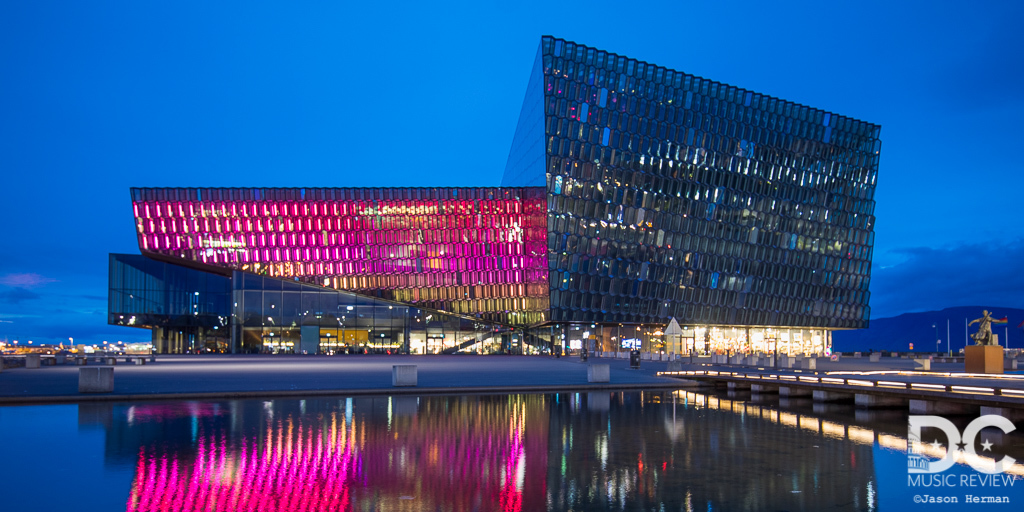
left=933, top=324, right=939, bottom=354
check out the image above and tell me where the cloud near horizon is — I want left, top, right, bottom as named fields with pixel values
left=869, top=238, right=1024, bottom=319
left=0, top=273, right=58, bottom=287
left=0, top=287, right=41, bottom=304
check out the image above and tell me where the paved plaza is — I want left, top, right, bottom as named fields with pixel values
left=2, top=353, right=1022, bottom=404
left=0, top=354, right=683, bottom=403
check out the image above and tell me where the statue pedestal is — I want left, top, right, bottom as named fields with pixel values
left=965, top=344, right=1003, bottom=374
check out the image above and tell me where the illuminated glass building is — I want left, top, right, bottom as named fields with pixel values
left=504, top=36, right=880, bottom=356
left=109, top=36, right=880, bottom=356
left=110, top=187, right=547, bottom=354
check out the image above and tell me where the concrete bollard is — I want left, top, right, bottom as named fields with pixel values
left=587, top=364, right=610, bottom=383
left=869, top=353, right=881, bottom=363
left=75, top=357, right=87, bottom=366
left=25, top=353, right=41, bottom=369
left=55, top=354, right=67, bottom=365
left=801, top=358, right=817, bottom=370
left=79, top=367, right=114, bottom=393
left=104, top=357, right=117, bottom=366
left=392, top=365, right=417, bottom=387
left=134, top=358, right=146, bottom=365
left=778, top=355, right=793, bottom=369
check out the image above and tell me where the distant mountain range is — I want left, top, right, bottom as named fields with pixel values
left=831, top=306, right=1024, bottom=353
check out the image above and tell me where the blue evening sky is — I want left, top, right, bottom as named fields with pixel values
left=1, top=1, right=1022, bottom=344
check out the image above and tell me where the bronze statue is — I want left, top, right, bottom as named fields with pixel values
left=968, top=310, right=998, bottom=346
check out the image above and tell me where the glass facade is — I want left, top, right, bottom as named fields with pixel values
left=502, top=44, right=546, bottom=188
left=507, top=36, right=880, bottom=334
left=108, top=254, right=231, bottom=353
left=110, top=254, right=516, bottom=354
left=110, top=36, right=881, bottom=356
left=131, top=187, right=548, bottom=326
left=230, top=271, right=513, bottom=355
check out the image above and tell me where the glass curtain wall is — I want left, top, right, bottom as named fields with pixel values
left=231, top=272, right=511, bottom=355
left=108, top=254, right=231, bottom=354
left=525, top=322, right=832, bottom=357
left=130, top=186, right=549, bottom=326
left=513, top=36, right=880, bottom=330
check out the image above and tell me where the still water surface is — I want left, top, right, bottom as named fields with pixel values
left=0, top=391, right=1021, bottom=511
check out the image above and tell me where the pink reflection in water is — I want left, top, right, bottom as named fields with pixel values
left=126, top=398, right=546, bottom=511
left=127, top=403, right=227, bottom=423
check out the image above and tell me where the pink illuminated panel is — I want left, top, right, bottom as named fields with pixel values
left=131, top=187, right=548, bottom=325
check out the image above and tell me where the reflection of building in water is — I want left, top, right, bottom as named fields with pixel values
left=90, top=391, right=1024, bottom=511
left=81, top=391, right=1024, bottom=511
left=119, top=396, right=549, bottom=512
left=546, top=391, right=879, bottom=511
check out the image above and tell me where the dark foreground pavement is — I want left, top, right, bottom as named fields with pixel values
left=0, top=354, right=688, bottom=403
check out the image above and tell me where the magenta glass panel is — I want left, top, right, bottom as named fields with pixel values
left=132, top=187, right=548, bottom=325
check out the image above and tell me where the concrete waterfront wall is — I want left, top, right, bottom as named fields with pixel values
left=779, top=386, right=812, bottom=397
left=855, top=393, right=906, bottom=408
left=813, top=390, right=853, bottom=403
left=751, top=384, right=778, bottom=394
left=909, top=400, right=978, bottom=415
left=980, top=406, right=1024, bottom=422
